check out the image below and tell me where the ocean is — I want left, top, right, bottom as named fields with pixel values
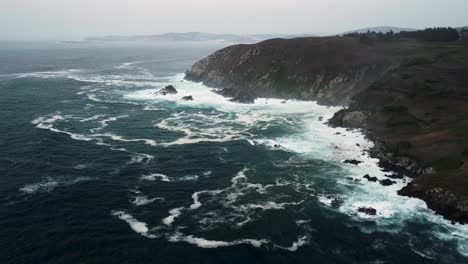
left=0, top=41, right=467, bottom=264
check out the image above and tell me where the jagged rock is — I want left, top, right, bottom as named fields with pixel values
left=318, top=116, right=323, bottom=121
left=399, top=184, right=468, bottom=224
left=379, top=179, right=396, bottom=186
left=343, top=159, right=363, bottom=165
left=363, top=174, right=378, bottom=182
left=358, top=207, right=377, bottom=215
left=386, top=173, right=404, bottom=179
left=230, top=96, right=255, bottom=104
left=329, top=110, right=368, bottom=129
left=346, top=176, right=361, bottom=182
left=155, top=85, right=178, bottom=95
left=326, top=195, right=344, bottom=208
left=184, top=37, right=401, bottom=106
left=331, top=198, right=344, bottom=208
left=181, top=95, right=193, bottom=101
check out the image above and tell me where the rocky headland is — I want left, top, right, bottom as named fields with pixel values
left=185, top=36, right=468, bottom=224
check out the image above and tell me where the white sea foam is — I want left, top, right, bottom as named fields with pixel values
left=114, top=61, right=142, bottom=69
left=140, top=173, right=172, bottom=182
left=92, top=132, right=157, bottom=146
left=19, top=177, right=93, bottom=194
left=128, top=153, right=154, bottom=165
left=131, top=195, right=163, bottom=206
left=162, top=207, right=184, bottom=226
left=90, top=115, right=128, bottom=132
left=179, top=175, right=199, bottom=181
left=167, top=231, right=269, bottom=249
left=19, top=181, right=59, bottom=194
left=239, top=201, right=304, bottom=211
left=74, top=164, right=88, bottom=170
left=142, top=105, right=162, bottom=111
left=87, top=94, right=103, bottom=102
left=3, top=69, right=83, bottom=80
left=166, top=231, right=307, bottom=251
left=189, top=190, right=223, bottom=210
left=79, top=115, right=106, bottom=122
left=112, top=211, right=156, bottom=238
left=32, top=114, right=99, bottom=142
left=231, top=167, right=248, bottom=184
left=274, top=236, right=310, bottom=252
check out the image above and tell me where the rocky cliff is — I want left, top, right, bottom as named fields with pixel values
left=186, top=37, right=468, bottom=224
left=329, top=44, right=468, bottom=223
left=185, top=37, right=405, bottom=105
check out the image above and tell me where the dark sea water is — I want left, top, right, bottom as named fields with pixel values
left=0, top=41, right=467, bottom=264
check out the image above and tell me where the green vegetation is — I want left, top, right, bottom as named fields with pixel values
left=399, top=27, right=459, bottom=42
left=345, top=27, right=461, bottom=44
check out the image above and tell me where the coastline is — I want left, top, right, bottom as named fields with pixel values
left=183, top=36, right=468, bottom=224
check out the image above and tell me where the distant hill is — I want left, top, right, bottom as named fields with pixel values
left=85, top=32, right=317, bottom=44
left=341, top=26, right=418, bottom=35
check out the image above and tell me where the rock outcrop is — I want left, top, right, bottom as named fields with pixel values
left=185, top=36, right=468, bottom=224
left=229, top=96, right=255, bottom=104
left=328, top=110, right=368, bottom=128
left=185, top=37, right=403, bottom=106
left=181, top=95, right=194, bottom=101
left=155, top=85, right=178, bottom=95
left=328, top=45, right=468, bottom=224
left=358, top=207, right=377, bottom=216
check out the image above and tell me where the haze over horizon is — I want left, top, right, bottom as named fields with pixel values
left=1, top=0, right=468, bottom=40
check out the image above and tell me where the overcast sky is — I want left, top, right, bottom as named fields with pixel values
left=1, top=0, right=468, bottom=40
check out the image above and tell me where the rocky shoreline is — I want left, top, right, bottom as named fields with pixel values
left=185, top=36, right=468, bottom=224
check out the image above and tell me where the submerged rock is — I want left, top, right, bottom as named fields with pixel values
left=326, top=195, right=344, bottom=208
left=181, top=95, right=193, bottom=101
left=386, top=173, right=404, bottom=179
left=358, top=207, right=377, bottom=215
left=155, top=85, right=178, bottom=95
left=230, top=96, right=255, bottom=104
left=363, top=174, right=378, bottom=182
left=331, top=197, right=344, bottom=208
left=345, top=176, right=361, bottom=182
left=379, top=179, right=396, bottom=186
left=343, top=159, right=363, bottom=165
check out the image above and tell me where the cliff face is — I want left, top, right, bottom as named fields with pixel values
left=329, top=45, right=468, bottom=223
left=185, top=37, right=403, bottom=105
left=186, top=37, right=468, bottom=224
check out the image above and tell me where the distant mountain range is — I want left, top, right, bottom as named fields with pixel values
left=84, top=26, right=468, bottom=44
left=85, top=32, right=318, bottom=43
left=340, top=26, right=418, bottom=35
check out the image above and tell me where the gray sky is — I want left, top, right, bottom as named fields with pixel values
left=1, top=0, right=468, bottom=40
